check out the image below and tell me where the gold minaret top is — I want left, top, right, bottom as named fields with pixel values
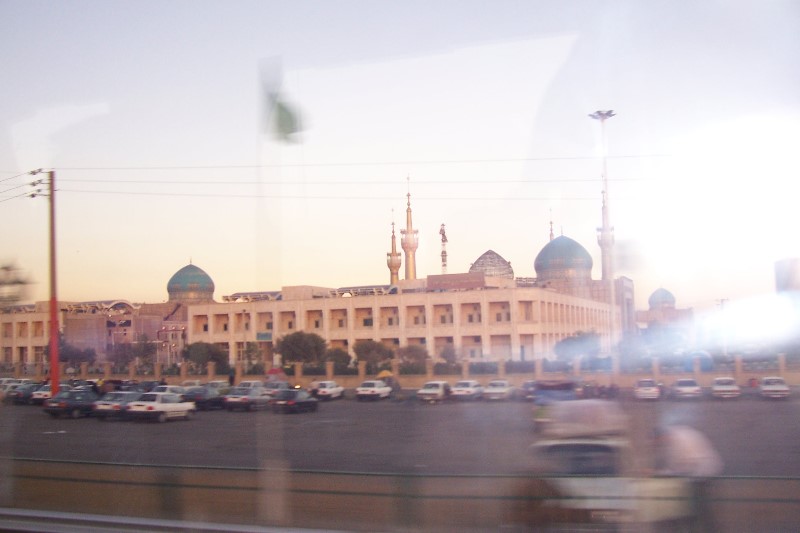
left=400, top=192, right=418, bottom=280
left=386, top=222, right=402, bottom=285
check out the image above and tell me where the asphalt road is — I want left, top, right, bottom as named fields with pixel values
left=2, top=392, right=799, bottom=477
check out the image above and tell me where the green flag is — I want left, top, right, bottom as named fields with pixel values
left=267, top=91, right=302, bottom=143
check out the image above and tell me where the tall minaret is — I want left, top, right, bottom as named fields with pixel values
left=400, top=191, right=418, bottom=280
left=386, top=221, right=402, bottom=285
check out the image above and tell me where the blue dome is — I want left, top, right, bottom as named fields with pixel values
left=534, top=235, right=593, bottom=277
left=648, top=288, right=676, bottom=310
left=167, top=264, right=214, bottom=302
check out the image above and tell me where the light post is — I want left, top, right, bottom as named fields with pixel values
left=588, top=110, right=617, bottom=361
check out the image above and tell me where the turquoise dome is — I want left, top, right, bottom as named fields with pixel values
left=534, top=235, right=593, bottom=277
left=648, top=288, right=676, bottom=310
left=167, top=264, right=215, bottom=302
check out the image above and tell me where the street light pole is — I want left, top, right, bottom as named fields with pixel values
left=588, top=110, right=617, bottom=360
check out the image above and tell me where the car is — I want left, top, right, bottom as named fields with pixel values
left=31, top=384, right=71, bottom=405
left=634, top=378, right=662, bottom=400
left=534, top=380, right=580, bottom=405
left=263, top=381, right=291, bottom=398
left=237, top=380, right=265, bottom=389
left=355, top=380, right=392, bottom=401
left=313, top=380, right=344, bottom=400
left=205, top=380, right=231, bottom=393
left=483, top=379, right=515, bottom=401
left=43, top=389, right=100, bottom=419
left=416, top=381, right=452, bottom=403
left=0, top=377, right=20, bottom=386
left=0, top=382, right=21, bottom=401
left=136, top=380, right=160, bottom=392
left=151, top=385, right=186, bottom=395
left=523, top=399, right=691, bottom=528
left=759, top=376, right=790, bottom=399
left=181, top=380, right=203, bottom=387
left=126, top=392, right=196, bottom=422
left=4, top=383, right=40, bottom=405
left=451, top=380, right=484, bottom=401
left=711, top=377, right=741, bottom=399
left=92, top=391, right=144, bottom=420
left=182, top=386, right=225, bottom=410
left=670, top=378, right=702, bottom=399
left=223, top=387, right=271, bottom=411
left=517, top=380, right=537, bottom=401
left=270, top=389, right=319, bottom=413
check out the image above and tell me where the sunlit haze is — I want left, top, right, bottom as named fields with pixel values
left=1, top=1, right=798, bottom=314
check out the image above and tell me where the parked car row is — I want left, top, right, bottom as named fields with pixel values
left=633, top=376, right=791, bottom=400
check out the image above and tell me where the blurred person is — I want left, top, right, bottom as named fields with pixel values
left=654, top=425, right=722, bottom=532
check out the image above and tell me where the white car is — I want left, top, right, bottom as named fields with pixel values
left=483, top=379, right=515, bottom=401
left=31, top=384, right=70, bottom=405
left=711, top=377, right=741, bottom=399
left=633, top=379, right=662, bottom=400
left=356, top=380, right=392, bottom=401
left=451, top=380, right=484, bottom=400
left=416, top=381, right=451, bottom=403
left=151, top=385, right=186, bottom=395
left=759, top=376, right=790, bottom=399
left=127, top=392, right=196, bottom=422
left=263, top=381, right=291, bottom=398
left=314, top=380, right=344, bottom=400
left=670, top=378, right=702, bottom=399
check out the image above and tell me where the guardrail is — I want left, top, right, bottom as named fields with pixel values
left=3, top=458, right=800, bottom=531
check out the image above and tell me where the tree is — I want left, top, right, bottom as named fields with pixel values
left=243, top=341, right=262, bottom=369
left=46, top=335, right=96, bottom=366
left=439, top=345, right=457, bottom=364
left=183, top=342, right=230, bottom=374
left=353, top=340, right=393, bottom=367
left=397, top=344, right=429, bottom=365
left=325, top=347, right=352, bottom=367
left=554, top=331, right=600, bottom=364
left=274, top=331, right=326, bottom=364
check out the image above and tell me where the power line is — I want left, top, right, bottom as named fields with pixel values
left=50, top=153, right=671, bottom=171
left=56, top=188, right=603, bottom=201
left=57, top=176, right=645, bottom=186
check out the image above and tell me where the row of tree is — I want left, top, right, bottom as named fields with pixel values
left=46, top=330, right=612, bottom=373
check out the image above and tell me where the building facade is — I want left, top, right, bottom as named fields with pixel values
left=187, top=273, right=615, bottom=365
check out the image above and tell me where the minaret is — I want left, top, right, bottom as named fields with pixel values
left=400, top=192, right=418, bottom=280
left=439, top=223, right=448, bottom=274
left=386, top=221, right=402, bottom=285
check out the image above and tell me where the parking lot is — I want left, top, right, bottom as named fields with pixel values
left=2, top=390, right=799, bottom=477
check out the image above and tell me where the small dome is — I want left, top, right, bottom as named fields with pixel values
left=469, top=250, right=514, bottom=279
left=534, top=235, right=593, bottom=279
left=648, top=288, right=676, bottom=310
left=167, top=264, right=215, bottom=303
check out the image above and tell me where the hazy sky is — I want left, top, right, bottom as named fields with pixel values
left=1, top=0, right=799, bottom=313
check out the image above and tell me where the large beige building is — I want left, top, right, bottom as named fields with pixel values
left=189, top=273, right=617, bottom=365
left=1, top=198, right=635, bottom=368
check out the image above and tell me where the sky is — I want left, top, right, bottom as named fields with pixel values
left=1, top=0, right=799, bottom=315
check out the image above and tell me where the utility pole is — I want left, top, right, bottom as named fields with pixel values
left=30, top=169, right=60, bottom=394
